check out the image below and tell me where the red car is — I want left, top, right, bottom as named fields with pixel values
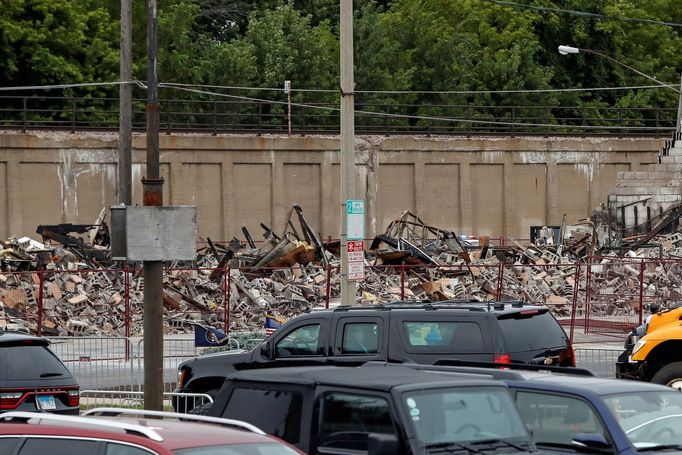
left=0, top=408, right=304, bottom=454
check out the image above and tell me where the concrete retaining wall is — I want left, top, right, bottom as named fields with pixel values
left=0, top=131, right=662, bottom=241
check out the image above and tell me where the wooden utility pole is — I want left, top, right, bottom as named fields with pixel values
left=340, top=0, right=357, bottom=306
left=118, top=0, right=132, bottom=206
left=143, top=0, right=164, bottom=411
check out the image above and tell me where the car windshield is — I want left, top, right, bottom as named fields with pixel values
left=173, top=443, right=300, bottom=455
left=604, top=391, right=682, bottom=449
left=403, top=386, right=530, bottom=448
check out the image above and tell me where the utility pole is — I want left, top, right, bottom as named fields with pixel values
left=675, top=73, right=682, bottom=134
left=339, top=0, right=357, bottom=306
left=143, top=0, right=164, bottom=411
left=118, top=0, right=132, bottom=205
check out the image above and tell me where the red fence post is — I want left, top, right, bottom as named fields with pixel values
left=223, top=267, right=228, bottom=334
left=569, top=263, right=581, bottom=345
left=495, top=263, right=504, bottom=301
left=325, top=265, right=331, bottom=309
left=36, top=270, right=44, bottom=337
left=638, top=261, right=645, bottom=326
left=124, top=267, right=131, bottom=361
left=225, top=266, right=232, bottom=337
left=584, top=255, right=592, bottom=334
left=400, top=265, right=405, bottom=300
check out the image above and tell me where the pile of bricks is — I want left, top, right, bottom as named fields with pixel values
left=4, top=207, right=682, bottom=336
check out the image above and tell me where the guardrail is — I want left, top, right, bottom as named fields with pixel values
left=0, top=94, right=676, bottom=135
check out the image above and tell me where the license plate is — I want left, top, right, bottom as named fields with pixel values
left=36, top=395, right=56, bottom=410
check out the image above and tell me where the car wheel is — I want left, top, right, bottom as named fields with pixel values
left=651, top=362, right=682, bottom=390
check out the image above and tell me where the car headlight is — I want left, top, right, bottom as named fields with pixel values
left=632, top=340, right=647, bottom=355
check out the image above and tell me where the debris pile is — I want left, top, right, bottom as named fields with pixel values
left=3, top=205, right=682, bottom=336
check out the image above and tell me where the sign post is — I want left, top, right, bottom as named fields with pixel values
left=346, top=200, right=365, bottom=282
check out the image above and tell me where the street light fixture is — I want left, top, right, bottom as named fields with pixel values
left=558, top=44, right=682, bottom=134
left=558, top=45, right=678, bottom=94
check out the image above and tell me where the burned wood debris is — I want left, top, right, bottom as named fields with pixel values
left=3, top=205, right=682, bottom=336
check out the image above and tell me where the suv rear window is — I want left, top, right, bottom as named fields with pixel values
left=403, top=322, right=485, bottom=350
left=497, top=312, right=568, bottom=352
left=0, top=344, right=72, bottom=380
left=222, top=387, right=302, bottom=444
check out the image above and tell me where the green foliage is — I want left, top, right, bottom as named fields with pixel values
left=2, top=0, right=681, bottom=132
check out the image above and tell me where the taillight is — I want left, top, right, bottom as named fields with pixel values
left=178, top=368, right=186, bottom=388
left=67, top=388, right=80, bottom=407
left=494, top=354, right=512, bottom=364
left=562, top=345, right=576, bottom=367
left=0, top=392, right=25, bottom=410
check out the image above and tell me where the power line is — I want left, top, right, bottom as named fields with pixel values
left=0, top=81, right=133, bottom=91
left=159, top=83, right=672, bottom=131
left=0, top=80, right=679, bottom=95
left=164, top=81, right=679, bottom=95
left=481, top=0, right=682, bottom=28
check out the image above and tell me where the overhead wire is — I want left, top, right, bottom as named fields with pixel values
left=0, top=81, right=134, bottom=92
left=480, top=0, right=682, bottom=28
left=158, top=83, right=674, bottom=131
left=161, top=81, right=680, bottom=95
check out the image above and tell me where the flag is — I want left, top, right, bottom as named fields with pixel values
left=193, top=324, right=230, bottom=347
left=265, top=314, right=286, bottom=337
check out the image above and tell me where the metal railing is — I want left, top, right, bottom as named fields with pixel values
left=9, top=256, right=681, bottom=342
left=0, top=95, right=676, bottom=135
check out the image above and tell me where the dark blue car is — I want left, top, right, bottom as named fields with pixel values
left=394, top=363, right=682, bottom=454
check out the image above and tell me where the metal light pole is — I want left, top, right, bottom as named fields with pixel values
left=143, top=0, right=164, bottom=411
left=340, top=0, right=357, bottom=306
left=118, top=0, right=132, bottom=206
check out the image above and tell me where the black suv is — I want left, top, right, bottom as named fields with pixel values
left=0, top=330, right=79, bottom=414
left=176, top=301, right=574, bottom=403
left=204, top=364, right=543, bottom=454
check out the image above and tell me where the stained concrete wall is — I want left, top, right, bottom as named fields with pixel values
left=0, top=131, right=661, bottom=241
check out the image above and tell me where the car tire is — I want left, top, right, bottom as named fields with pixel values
left=651, top=362, right=682, bottom=390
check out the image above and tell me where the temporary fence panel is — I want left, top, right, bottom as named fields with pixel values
left=135, top=337, right=241, bottom=392
left=47, top=337, right=134, bottom=390
left=79, top=390, right=212, bottom=414
left=574, top=348, right=622, bottom=378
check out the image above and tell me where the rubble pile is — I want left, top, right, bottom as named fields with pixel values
left=3, top=205, right=682, bottom=336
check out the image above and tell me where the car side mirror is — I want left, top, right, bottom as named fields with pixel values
left=367, top=433, right=399, bottom=455
left=572, top=433, right=612, bottom=452
left=260, top=341, right=273, bottom=359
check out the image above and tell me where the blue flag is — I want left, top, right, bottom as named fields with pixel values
left=194, top=324, right=229, bottom=347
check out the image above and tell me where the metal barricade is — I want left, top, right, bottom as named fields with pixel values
left=47, top=337, right=134, bottom=390
left=574, top=348, right=622, bottom=378
left=135, top=337, right=241, bottom=392
left=79, top=390, right=212, bottom=413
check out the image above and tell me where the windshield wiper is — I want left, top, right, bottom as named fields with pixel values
left=424, top=441, right=481, bottom=454
left=536, top=442, right=605, bottom=454
left=640, top=444, right=682, bottom=452
left=471, top=438, right=529, bottom=452
left=39, top=372, right=65, bottom=377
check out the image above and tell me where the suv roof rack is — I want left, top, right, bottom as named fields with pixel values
left=82, top=408, right=265, bottom=435
left=427, top=360, right=595, bottom=376
left=365, top=361, right=594, bottom=378
left=0, top=411, right=164, bottom=442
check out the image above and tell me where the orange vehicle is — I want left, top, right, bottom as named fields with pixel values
left=616, top=304, right=682, bottom=388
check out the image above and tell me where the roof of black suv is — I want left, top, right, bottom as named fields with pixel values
left=228, top=365, right=505, bottom=392
left=314, top=300, right=548, bottom=316
left=0, top=330, right=47, bottom=344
